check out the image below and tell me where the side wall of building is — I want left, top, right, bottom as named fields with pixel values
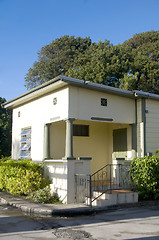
left=136, top=98, right=159, bottom=157
left=12, top=87, right=69, bottom=161
left=145, top=99, right=159, bottom=154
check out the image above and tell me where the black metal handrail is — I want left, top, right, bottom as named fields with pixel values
left=91, top=163, right=117, bottom=177
left=89, top=163, right=134, bottom=207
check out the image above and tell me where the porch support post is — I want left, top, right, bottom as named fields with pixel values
left=64, top=118, right=75, bottom=160
left=44, top=123, right=51, bottom=159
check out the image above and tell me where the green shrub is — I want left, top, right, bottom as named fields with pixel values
left=26, top=186, right=61, bottom=204
left=0, top=156, right=11, bottom=163
left=130, top=151, right=159, bottom=200
left=0, top=158, right=51, bottom=195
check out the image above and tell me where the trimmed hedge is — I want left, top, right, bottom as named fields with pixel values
left=130, top=151, right=159, bottom=200
left=0, top=157, right=50, bottom=195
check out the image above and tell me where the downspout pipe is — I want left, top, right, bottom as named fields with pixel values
left=133, top=91, right=147, bottom=157
left=132, top=99, right=137, bottom=158
left=141, top=98, right=146, bottom=156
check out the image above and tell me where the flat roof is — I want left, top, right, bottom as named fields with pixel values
left=3, top=75, right=159, bottom=108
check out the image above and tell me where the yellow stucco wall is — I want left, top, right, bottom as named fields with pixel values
left=50, top=121, right=66, bottom=159
left=50, top=120, right=133, bottom=174
left=74, top=121, right=132, bottom=174
left=73, top=120, right=110, bottom=173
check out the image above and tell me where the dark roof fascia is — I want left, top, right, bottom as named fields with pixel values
left=59, top=75, right=134, bottom=98
left=3, top=75, right=135, bottom=109
left=6, top=75, right=159, bottom=108
left=134, top=90, right=159, bottom=101
left=2, top=76, right=62, bottom=108
left=65, top=77, right=159, bottom=101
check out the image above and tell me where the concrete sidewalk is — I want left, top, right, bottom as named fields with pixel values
left=1, top=191, right=159, bottom=217
left=0, top=191, right=95, bottom=216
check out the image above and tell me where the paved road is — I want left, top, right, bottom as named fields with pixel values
left=58, top=206, right=159, bottom=240
left=0, top=203, right=55, bottom=240
left=0, top=203, right=159, bottom=239
left=0, top=203, right=93, bottom=240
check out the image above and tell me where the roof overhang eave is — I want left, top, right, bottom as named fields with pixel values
left=134, top=90, right=159, bottom=101
left=3, top=77, right=66, bottom=109
left=59, top=75, right=134, bottom=98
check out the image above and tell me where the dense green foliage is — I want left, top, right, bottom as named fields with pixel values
left=25, top=35, right=91, bottom=89
left=25, top=31, right=159, bottom=94
left=121, top=31, right=159, bottom=93
left=130, top=152, right=159, bottom=200
left=0, top=158, right=50, bottom=196
left=26, top=186, right=61, bottom=204
left=0, top=98, right=12, bottom=157
left=67, top=40, right=131, bottom=88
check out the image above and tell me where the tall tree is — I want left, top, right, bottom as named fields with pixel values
left=120, top=31, right=159, bottom=93
left=66, top=40, right=131, bottom=87
left=25, top=31, right=159, bottom=94
left=0, top=98, right=12, bottom=157
left=25, top=35, right=92, bottom=89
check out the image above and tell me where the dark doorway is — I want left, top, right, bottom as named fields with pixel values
left=113, top=128, right=127, bottom=152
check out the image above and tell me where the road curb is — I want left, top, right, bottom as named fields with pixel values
left=0, top=191, right=95, bottom=216
left=1, top=191, right=159, bottom=217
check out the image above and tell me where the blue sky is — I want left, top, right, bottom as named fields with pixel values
left=0, top=0, right=159, bottom=101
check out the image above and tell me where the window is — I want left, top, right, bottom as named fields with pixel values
left=73, top=124, right=89, bottom=137
left=19, top=127, right=31, bottom=159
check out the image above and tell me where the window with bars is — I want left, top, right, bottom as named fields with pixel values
left=19, top=127, right=31, bottom=159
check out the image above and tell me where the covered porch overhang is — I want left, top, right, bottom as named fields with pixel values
left=43, top=118, right=137, bottom=204
left=43, top=118, right=137, bottom=174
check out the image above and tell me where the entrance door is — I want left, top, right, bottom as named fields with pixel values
left=113, top=128, right=127, bottom=159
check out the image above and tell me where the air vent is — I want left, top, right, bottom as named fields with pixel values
left=101, top=98, right=107, bottom=106
left=53, top=97, right=57, bottom=105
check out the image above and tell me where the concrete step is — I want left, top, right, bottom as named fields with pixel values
left=87, top=190, right=138, bottom=207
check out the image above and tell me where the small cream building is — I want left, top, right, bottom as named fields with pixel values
left=3, top=75, right=159, bottom=203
